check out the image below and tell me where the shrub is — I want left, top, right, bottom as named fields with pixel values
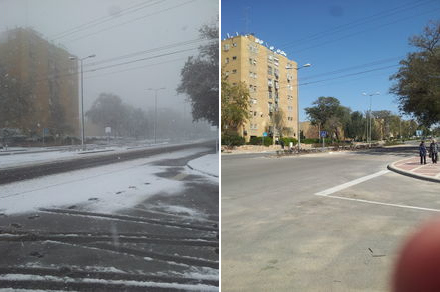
left=221, top=132, right=245, bottom=147
left=280, top=137, right=297, bottom=147
left=302, top=138, right=320, bottom=144
left=248, top=136, right=273, bottom=146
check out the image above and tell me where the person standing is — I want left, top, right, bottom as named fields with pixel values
left=429, top=139, right=438, bottom=164
left=419, top=141, right=427, bottom=164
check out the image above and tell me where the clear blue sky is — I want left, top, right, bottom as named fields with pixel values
left=221, top=0, right=440, bottom=122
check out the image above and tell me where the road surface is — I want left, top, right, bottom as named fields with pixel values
left=0, top=145, right=219, bottom=291
left=222, top=146, right=440, bottom=291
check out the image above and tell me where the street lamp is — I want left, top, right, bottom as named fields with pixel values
left=362, top=91, right=380, bottom=146
left=69, top=54, right=96, bottom=150
left=286, top=63, right=311, bottom=151
left=147, top=87, right=166, bottom=144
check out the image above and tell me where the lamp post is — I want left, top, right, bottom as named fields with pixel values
left=69, top=54, right=96, bottom=150
left=362, top=91, right=380, bottom=146
left=286, top=63, right=311, bottom=151
left=147, top=87, right=166, bottom=144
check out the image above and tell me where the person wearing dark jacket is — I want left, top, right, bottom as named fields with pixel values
left=419, top=141, right=427, bottom=164
left=429, top=139, right=438, bottom=164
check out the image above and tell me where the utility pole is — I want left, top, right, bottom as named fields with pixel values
left=69, top=54, right=96, bottom=150
left=147, top=87, right=166, bottom=144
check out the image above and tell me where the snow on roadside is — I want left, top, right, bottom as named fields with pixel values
left=186, top=154, right=219, bottom=178
left=0, top=148, right=209, bottom=215
left=0, top=274, right=218, bottom=291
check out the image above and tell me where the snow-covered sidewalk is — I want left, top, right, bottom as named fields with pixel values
left=187, top=154, right=219, bottom=178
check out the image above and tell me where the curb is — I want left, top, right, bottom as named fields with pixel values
left=186, top=163, right=219, bottom=178
left=387, top=159, right=440, bottom=183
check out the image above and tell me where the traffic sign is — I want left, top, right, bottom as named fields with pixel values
left=320, top=131, right=327, bottom=138
left=263, top=132, right=268, bottom=137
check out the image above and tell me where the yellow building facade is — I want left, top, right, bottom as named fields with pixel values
left=0, top=27, right=79, bottom=137
left=221, top=34, right=298, bottom=141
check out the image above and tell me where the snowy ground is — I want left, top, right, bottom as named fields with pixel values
left=0, top=144, right=163, bottom=170
left=187, top=154, right=219, bottom=178
left=0, top=147, right=217, bottom=216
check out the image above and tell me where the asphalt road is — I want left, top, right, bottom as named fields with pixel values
left=221, top=146, right=440, bottom=292
left=0, top=140, right=215, bottom=185
left=0, top=147, right=219, bottom=291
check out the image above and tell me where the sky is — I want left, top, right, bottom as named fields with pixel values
left=221, top=0, right=440, bottom=122
left=0, top=0, right=218, bottom=115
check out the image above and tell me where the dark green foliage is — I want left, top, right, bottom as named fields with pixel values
left=280, top=137, right=297, bottom=146
left=248, top=136, right=273, bottom=146
left=221, top=76, right=251, bottom=133
left=177, top=22, right=219, bottom=126
left=302, top=138, right=320, bottom=144
left=221, top=131, right=245, bottom=147
left=390, top=21, right=440, bottom=126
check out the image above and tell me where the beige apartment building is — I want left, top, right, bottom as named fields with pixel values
left=0, top=27, right=79, bottom=137
left=222, top=34, right=299, bottom=141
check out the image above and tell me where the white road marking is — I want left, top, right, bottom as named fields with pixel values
left=316, top=194, right=440, bottom=213
left=315, top=169, right=440, bottom=212
left=315, top=170, right=390, bottom=196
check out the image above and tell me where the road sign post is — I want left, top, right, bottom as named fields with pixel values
left=263, top=132, right=268, bottom=146
left=320, top=131, right=327, bottom=148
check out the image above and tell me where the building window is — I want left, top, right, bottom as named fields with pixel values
left=225, top=71, right=229, bottom=76
left=224, top=44, right=230, bottom=51
left=268, top=66, right=273, bottom=75
left=268, top=78, right=273, bottom=87
left=248, top=44, right=258, bottom=53
left=232, top=56, right=237, bottom=60
left=225, top=57, right=229, bottom=63
left=268, top=55, right=273, bottom=63
left=268, top=91, right=272, bottom=99
left=232, top=69, right=237, bottom=74
left=268, top=102, right=273, bottom=112
left=232, top=43, right=237, bottom=47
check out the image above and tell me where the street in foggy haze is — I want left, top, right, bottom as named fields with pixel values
left=0, top=0, right=219, bottom=290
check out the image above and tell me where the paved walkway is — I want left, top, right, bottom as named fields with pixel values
left=388, top=156, right=440, bottom=183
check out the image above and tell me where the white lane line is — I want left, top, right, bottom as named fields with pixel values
left=315, top=170, right=390, bottom=196
left=315, top=169, right=440, bottom=212
left=316, top=194, right=440, bottom=213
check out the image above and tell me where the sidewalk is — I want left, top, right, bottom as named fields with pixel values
left=187, top=154, right=219, bottom=178
left=388, top=157, right=440, bottom=183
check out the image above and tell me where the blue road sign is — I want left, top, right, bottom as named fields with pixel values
left=416, top=130, right=423, bottom=137
left=43, top=128, right=49, bottom=135
left=320, top=131, right=327, bottom=138
left=263, top=132, right=268, bottom=137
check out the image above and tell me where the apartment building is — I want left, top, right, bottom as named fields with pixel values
left=0, top=27, right=79, bottom=137
left=221, top=34, right=298, bottom=141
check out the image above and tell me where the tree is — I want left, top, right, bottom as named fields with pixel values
left=372, top=110, right=393, bottom=140
left=345, top=111, right=366, bottom=141
left=177, top=22, right=218, bottom=126
left=221, top=75, right=250, bottom=133
left=0, top=66, right=32, bottom=130
left=86, top=93, right=150, bottom=138
left=390, top=21, right=440, bottom=127
left=305, top=96, right=350, bottom=140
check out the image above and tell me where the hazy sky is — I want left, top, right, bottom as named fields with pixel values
left=222, top=0, right=440, bottom=121
left=0, top=0, right=218, bottom=114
